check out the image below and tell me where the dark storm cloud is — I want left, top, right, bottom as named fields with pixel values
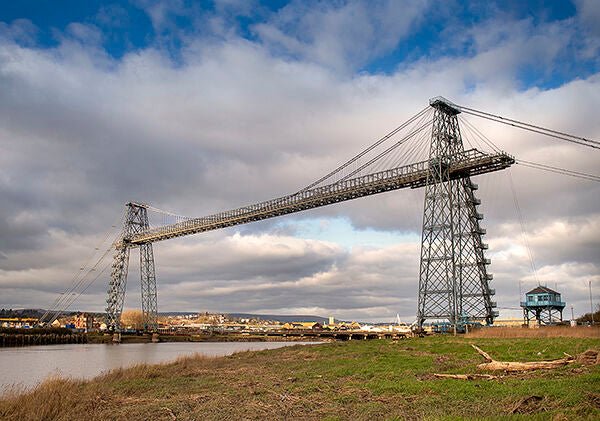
left=156, top=233, right=346, bottom=282
left=152, top=240, right=421, bottom=321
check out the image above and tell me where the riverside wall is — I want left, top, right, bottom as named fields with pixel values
left=0, top=333, right=87, bottom=347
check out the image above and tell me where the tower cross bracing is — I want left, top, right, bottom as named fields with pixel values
left=417, top=98, right=496, bottom=328
left=106, top=203, right=158, bottom=331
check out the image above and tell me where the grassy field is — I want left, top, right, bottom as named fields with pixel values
left=465, top=326, right=600, bottom=338
left=1, top=335, right=598, bottom=420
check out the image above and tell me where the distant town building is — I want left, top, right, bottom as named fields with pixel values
left=0, top=317, right=38, bottom=328
left=520, top=286, right=566, bottom=326
left=325, top=321, right=362, bottom=331
left=493, top=318, right=525, bottom=327
left=282, top=322, right=323, bottom=330
left=74, top=313, right=94, bottom=332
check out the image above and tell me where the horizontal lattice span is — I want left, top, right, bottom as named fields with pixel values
left=127, top=149, right=514, bottom=245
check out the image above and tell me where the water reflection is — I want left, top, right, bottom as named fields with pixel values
left=0, top=342, right=318, bottom=393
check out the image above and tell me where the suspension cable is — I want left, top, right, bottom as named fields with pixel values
left=46, top=252, right=114, bottom=326
left=143, top=204, right=191, bottom=220
left=44, top=237, right=117, bottom=326
left=459, top=115, right=502, bottom=153
left=456, top=105, right=600, bottom=150
left=339, top=117, right=434, bottom=182
left=363, top=108, right=432, bottom=174
left=515, top=159, right=600, bottom=182
left=39, top=210, right=125, bottom=325
left=299, top=106, right=430, bottom=191
left=508, top=169, right=539, bottom=286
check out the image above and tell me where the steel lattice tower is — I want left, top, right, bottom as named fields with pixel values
left=106, top=203, right=158, bottom=332
left=417, top=98, right=497, bottom=328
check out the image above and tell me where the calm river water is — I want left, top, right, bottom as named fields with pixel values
left=0, top=341, right=318, bottom=394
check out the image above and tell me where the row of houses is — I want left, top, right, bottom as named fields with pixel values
left=280, top=321, right=413, bottom=333
left=0, top=317, right=39, bottom=328
left=281, top=321, right=364, bottom=331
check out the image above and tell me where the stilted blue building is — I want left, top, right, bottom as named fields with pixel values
left=521, top=286, right=566, bottom=326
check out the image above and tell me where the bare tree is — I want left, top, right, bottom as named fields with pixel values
left=121, top=309, right=144, bottom=330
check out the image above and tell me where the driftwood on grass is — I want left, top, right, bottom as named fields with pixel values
left=576, top=349, right=599, bottom=365
left=472, top=344, right=574, bottom=372
left=433, top=373, right=499, bottom=380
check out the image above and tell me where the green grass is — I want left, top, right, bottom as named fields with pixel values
left=1, top=336, right=599, bottom=420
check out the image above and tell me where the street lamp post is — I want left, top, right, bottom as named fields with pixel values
left=590, top=280, right=594, bottom=325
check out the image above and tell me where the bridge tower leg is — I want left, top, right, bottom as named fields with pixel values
left=106, top=243, right=130, bottom=331
left=106, top=203, right=158, bottom=332
left=417, top=98, right=497, bottom=330
left=139, top=242, right=158, bottom=331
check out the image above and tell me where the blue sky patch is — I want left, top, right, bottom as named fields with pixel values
left=1, top=0, right=596, bottom=89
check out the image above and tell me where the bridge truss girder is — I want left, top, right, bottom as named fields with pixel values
left=129, top=150, right=513, bottom=245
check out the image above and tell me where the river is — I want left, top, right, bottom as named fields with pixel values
left=0, top=341, right=318, bottom=394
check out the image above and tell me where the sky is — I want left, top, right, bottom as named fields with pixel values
left=0, top=0, right=599, bottom=323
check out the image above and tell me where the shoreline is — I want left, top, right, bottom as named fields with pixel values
left=90, top=332, right=332, bottom=344
left=0, top=331, right=332, bottom=348
left=1, top=336, right=598, bottom=419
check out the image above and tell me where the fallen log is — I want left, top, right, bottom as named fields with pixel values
left=472, top=344, right=574, bottom=372
left=433, top=373, right=500, bottom=380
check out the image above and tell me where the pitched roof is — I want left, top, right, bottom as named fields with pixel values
left=526, top=286, right=559, bottom=295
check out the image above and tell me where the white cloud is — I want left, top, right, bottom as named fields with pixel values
left=65, top=23, right=104, bottom=46
left=133, top=0, right=187, bottom=33
left=253, top=0, right=429, bottom=72
left=0, top=18, right=38, bottom=46
left=0, top=3, right=599, bottom=321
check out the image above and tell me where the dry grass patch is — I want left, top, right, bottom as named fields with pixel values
left=466, top=325, right=600, bottom=338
